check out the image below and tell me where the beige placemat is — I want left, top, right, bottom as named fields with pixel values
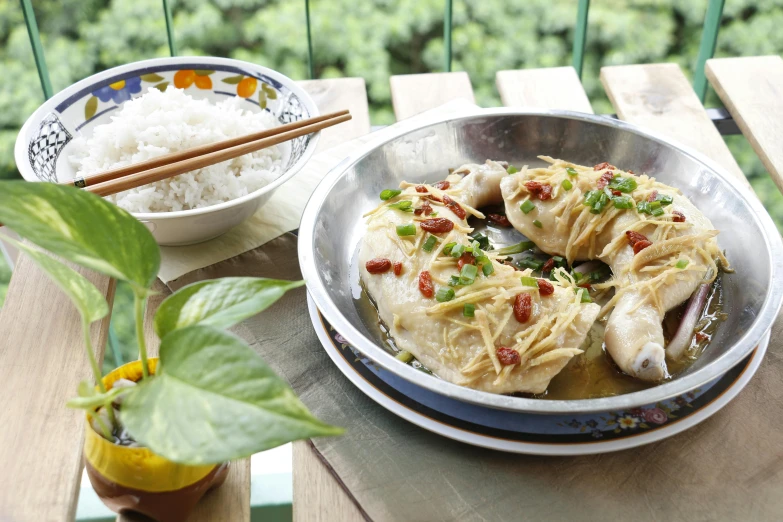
left=158, top=99, right=481, bottom=284
left=170, top=235, right=783, bottom=522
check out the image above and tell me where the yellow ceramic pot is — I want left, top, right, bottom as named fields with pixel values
left=84, top=358, right=229, bottom=522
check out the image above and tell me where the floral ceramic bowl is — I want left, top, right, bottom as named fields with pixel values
left=14, top=57, right=320, bottom=245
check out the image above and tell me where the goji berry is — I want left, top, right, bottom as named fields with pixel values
left=626, top=230, right=648, bottom=246
left=418, top=271, right=434, bottom=298
left=457, top=253, right=475, bottom=271
left=366, top=258, right=392, bottom=274
left=514, top=293, right=532, bottom=323
left=497, top=347, right=521, bottom=365
left=633, top=240, right=652, bottom=254
left=537, top=279, right=555, bottom=296
left=594, top=162, right=616, bottom=171
left=443, top=195, right=467, bottom=219
left=488, top=214, right=511, bottom=227
left=420, top=218, right=454, bottom=233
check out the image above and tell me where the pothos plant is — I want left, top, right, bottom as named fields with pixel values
left=0, top=181, right=342, bottom=465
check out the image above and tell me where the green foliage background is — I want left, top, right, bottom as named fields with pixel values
left=1, top=0, right=782, bottom=317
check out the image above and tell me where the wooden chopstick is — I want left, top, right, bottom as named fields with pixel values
left=84, top=112, right=352, bottom=198
left=67, top=110, right=350, bottom=188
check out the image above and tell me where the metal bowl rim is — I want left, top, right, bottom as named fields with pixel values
left=13, top=56, right=321, bottom=220
left=299, top=107, right=783, bottom=414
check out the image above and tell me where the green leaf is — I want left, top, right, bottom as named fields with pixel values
left=67, top=386, right=126, bottom=410
left=154, top=277, right=304, bottom=339
left=222, top=75, right=244, bottom=85
left=261, top=83, right=277, bottom=99
left=0, top=182, right=160, bottom=290
left=153, top=82, right=169, bottom=92
left=121, top=325, right=343, bottom=464
left=2, top=236, right=108, bottom=323
left=140, top=73, right=165, bottom=82
left=84, top=96, right=98, bottom=120
left=194, top=70, right=214, bottom=76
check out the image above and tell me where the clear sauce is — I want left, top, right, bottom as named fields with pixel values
left=354, top=206, right=726, bottom=400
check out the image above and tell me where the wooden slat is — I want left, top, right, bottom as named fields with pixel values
left=600, top=63, right=748, bottom=186
left=496, top=66, right=593, bottom=113
left=0, top=255, right=115, bottom=522
left=292, top=442, right=365, bottom=522
left=298, top=78, right=372, bottom=153
left=390, top=72, right=475, bottom=121
left=706, top=56, right=783, bottom=193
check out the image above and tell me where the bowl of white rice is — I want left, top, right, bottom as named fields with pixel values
left=14, top=57, right=320, bottom=245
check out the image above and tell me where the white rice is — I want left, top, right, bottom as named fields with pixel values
left=68, top=87, right=282, bottom=213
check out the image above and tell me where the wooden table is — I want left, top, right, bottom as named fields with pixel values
left=1, top=56, right=781, bottom=522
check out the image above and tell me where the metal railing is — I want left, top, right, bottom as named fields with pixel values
left=19, top=0, right=730, bottom=120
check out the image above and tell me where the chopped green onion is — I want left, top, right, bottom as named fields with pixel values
left=448, top=275, right=461, bottom=286
left=576, top=288, right=593, bottom=303
left=422, top=235, right=438, bottom=252
left=463, top=303, right=476, bottom=317
left=657, top=194, right=673, bottom=206
left=388, top=200, right=413, bottom=212
left=608, top=176, right=638, bottom=193
left=583, top=190, right=601, bottom=207
left=395, top=350, right=414, bottom=363
left=561, top=179, right=573, bottom=191
left=520, top=276, right=538, bottom=287
left=552, top=255, right=565, bottom=267
left=442, top=242, right=456, bottom=255
left=533, top=219, right=543, bottom=228
left=612, top=196, right=634, bottom=209
left=566, top=167, right=578, bottom=176
left=520, top=200, right=536, bottom=214
left=470, top=233, right=491, bottom=250
left=587, top=191, right=610, bottom=214
left=589, top=271, right=604, bottom=283
left=396, top=224, right=416, bottom=236
left=676, top=259, right=689, bottom=269
left=572, top=271, right=584, bottom=283
left=436, top=288, right=455, bottom=302
left=380, top=189, right=401, bottom=200
left=507, top=165, right=519, bottom=174
left=649, top=201, right=662, bottom=210
left=450, top=243, right=466, bottom=257
left=518, top=257, right=544, bottom=271
left=460, top=264, right=478, bottom=285
left=496, top=241, right=536, bottom=255
left=651, top=206, right=665, bottom=217
left=430, top=211, right=438, bottom=217
left=482, top=261, right=494, bottom=276
left=636, top=201, right=650, bottom=214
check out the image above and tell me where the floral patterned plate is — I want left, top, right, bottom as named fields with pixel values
left=14, top=57, right=319, bottom=245
left=307, top=293, right=768, bottom=455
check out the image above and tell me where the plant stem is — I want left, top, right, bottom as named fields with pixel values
left=92, top=411, right=113, bottom=441
left=82, top=318, right=117, bottom=427
left=82, top=318, right=106, bottom=393
left=134, top=291, right=150, bottom=379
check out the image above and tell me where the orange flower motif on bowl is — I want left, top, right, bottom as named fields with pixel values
left=173, top=70, right=214, bottom=90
